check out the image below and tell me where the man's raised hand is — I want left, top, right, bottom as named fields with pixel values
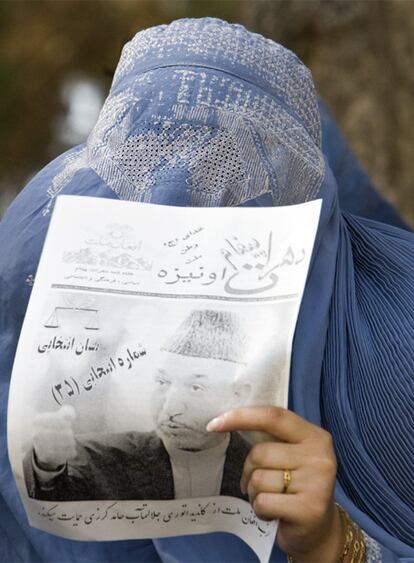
left=32, top=406, right=77, bottom=471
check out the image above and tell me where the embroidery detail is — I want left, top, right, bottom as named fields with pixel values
left=87, top=68, right=323, bottom=206
left=43, top=19, right=325, bottom=211
left=362, top=531, right=382, bottom=563
left=42, top=146, right=88, bottom=216
left=112, top=18, right=321, bottom=147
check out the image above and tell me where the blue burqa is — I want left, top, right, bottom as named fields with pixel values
left=0, top=18, right=413, bottom=563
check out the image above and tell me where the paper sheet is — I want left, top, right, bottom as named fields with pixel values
left=7, top=195, right=321, bottom=563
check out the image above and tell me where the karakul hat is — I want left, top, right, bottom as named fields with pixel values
left=161, top=309, right=247, bottom=364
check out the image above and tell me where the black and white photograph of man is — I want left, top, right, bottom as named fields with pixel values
left=19, top=292, right=292, bottom=506
left=24, top=308, right=257, bottom=501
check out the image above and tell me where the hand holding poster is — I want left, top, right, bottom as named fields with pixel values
left=7, top=195, right=321, bottom=563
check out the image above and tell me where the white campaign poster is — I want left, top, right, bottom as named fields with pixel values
left=7, top=195, right=321, bottom=563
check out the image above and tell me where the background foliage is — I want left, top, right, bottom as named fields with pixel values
left=1, top=0, right=413, bottom=224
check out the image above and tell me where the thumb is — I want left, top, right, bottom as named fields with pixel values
left=58, top=405, right=76, bottom=424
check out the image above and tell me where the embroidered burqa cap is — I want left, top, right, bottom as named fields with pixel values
left=0, top=16, right=413, bottom=563
left=161, top=309, right=247, bottom=364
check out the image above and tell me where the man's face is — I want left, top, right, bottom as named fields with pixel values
left=151, top=351, right=249, bottom=450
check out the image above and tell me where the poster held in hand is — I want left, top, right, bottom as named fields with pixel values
left=7, top=195, right=321, bottom=563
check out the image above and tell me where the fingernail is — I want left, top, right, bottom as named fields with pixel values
left=206, top=416, right=224, bottom=432
left=240, top=480, right=246, bottom=495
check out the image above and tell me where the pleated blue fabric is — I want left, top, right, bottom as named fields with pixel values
left=322, top=212, right=414, bottom=545
left=0, top=17, right=413, bottom=563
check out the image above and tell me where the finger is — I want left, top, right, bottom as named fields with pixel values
left=34, top=442, right=77, bottom=461
left=251, top=492, right=304, bottom=522
left=33, top=430, right=77, bottom=463
left=247, top=468, right=299, bottom=501
left=33, top=413, right=72, bottom=431
left=241, top=442, right=300, bottom=492
left=33, top=429, right=77, bottom=449
left=207, top=406, right=316, bottom=443
left=245, top=442, right=301, bottom=471
left=59, top=405, right=76, bottom=423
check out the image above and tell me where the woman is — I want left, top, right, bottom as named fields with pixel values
left=0, top=17, right=413, bottom=563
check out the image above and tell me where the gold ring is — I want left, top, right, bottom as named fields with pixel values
left=282, top=469, right=292, bottom=493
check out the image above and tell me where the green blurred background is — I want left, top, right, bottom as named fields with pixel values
left=1, top=0, right=413, bottom=224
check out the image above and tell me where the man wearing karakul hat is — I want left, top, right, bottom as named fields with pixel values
left=23, top=309, right=252, bottom=501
